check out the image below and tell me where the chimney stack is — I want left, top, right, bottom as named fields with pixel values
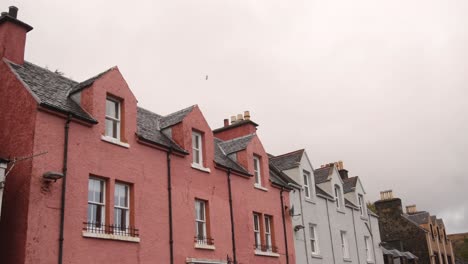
left=380, top=190, right=394, bottom=200
left=8, top=6, right=18, bottom=18
left=230, top=116, right=237, bottom=124
left=236, top=113, right=243, bottom=121
left=223, top=119, right=229, bottom=127
left=244, top=111, right=251, bottom=120
left=406, top=205, right=417, bottom=214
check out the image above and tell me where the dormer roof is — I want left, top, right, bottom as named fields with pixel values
left=159, top=105, right=195, bottom=129
left=314, top=165, right=334, bottom=184
left=406, top=211, right=430, bottom=225
left=269, top=149, right=304, bottom=171
left=218, top=134, right=255, bottom=155
left=343, top=176, right=358, bottom=193
left=213, top=138, right=250, bottom=176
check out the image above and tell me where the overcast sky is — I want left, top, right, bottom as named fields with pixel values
left=8, top=0, right=468, bottom=233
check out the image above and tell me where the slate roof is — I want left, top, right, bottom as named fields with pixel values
left=314, top=165, right=333, bottom=184
left=269, top=149, right=304, bottom=171
left=159, top=105, right=195, bottom=129
left=343, top=176, right=358, bottom=193
left=218, top=134, right=255, bottom=155
left=269, top=163, right=299, bottom=189
left=8, top=61, right=97, bottom=123
left=406, top=211, right=430, bottom=225
left=436, top=219, right=444, bottom=226
left=136, top=107, right=187, bottom=153
left=315, top=186, right=334, bottom=199
left=345, top=198, right=357, bottom=208
left=213, top=138, right=250, bottom=175
left=212, top=119, right=258, bottom=133
left=68, top=68, right=114, bottom=95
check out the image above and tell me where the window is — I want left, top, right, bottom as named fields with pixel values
left=264, top=215, right=273, bottom=252
left=253, top=156, right=261, bottom=186
left=430, top=224, right=435, bottom=239
left=253, top=213, right=261, bottom=250
left=88, top=178, right=105, bottom=228
left=358, top=194, right=365, bottom=216
left=437, top=226, right=440, bottom=240
left=195, top=199, right=212, bottom=245
left=309, top=224, right=319, bottom=255
left=114, top=183, right=130, bottom=233
left=303, top=171, right=312, bottom=198
left=365, top=236, right=373, bottom=262
left=334, top=185, right=342, bottom=209
left=105, top=97, right=121, bottom=139
left=341, top=231, right=349, bottom=259
left=192, top=131, right=203, bottom=166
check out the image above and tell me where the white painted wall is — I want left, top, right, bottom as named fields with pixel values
left=0, top=160, right=8, bottom=221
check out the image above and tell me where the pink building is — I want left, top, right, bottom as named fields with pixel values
left=0, top=7, right=296, bottom=264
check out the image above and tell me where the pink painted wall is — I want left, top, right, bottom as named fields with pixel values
left=0, top=21, right=28, bottom=64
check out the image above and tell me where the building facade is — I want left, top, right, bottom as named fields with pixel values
left=0, top=157, right=8, bottom=220
left=375, top=191, right=456, bottom=264
left=270, top=151, right=384, bottom=264
left=0, top=7, right=296, bottom=264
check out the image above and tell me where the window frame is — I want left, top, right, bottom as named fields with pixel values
left=195, top=199, right=209, bottom=244
left=264, top=215, right=273, bottom=252
left=365, top=236, right=373, bottom=262
left=87, top=177, right=106, bottom=229
left=253, top=155, right=262, bottom=186
left=192, top=131, right=203, bottom=166
left=303, top=170, right=312, bottom=199
left=253, top=213, right=262, bottom=250
left=341, top=231, right=349, bottom=259
left=334, top=185, right=342, bottom=209
left=309, top=223, right=319, bottom=255
left=105, top=97, right=121, bottom=140
left=114, top=182, right=130, bottom=233
left=358, top=194, right=365, bottom=216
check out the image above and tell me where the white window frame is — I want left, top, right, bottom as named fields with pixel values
left=303, top=171, right=312, bottom=198
left=195, top=199, right=207, bottom=244
left=264, top=215, right=272, bottom=252
left=334, top=185, right=342, bottom=209
left=253, top=156, right=261, bottom=186
left=105, top=97, right=121, bottom=140
left=253, top=213, right=261, bottom=250
left=192, top=131, right=203, bottom=166
left=114, top=183, right=130, bottom=233
left=365, top=236, right=373, bottom=262
left=341, top=231, right=349, bottom=259
left=359, top=194, right=366, bottom=216
left=88, top=178, right=106, bottom=229
left=309, top=223, right=319, bottom=255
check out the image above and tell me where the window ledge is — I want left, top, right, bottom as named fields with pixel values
left=82, top=231, right=140, bottom=243
left=101, top=135, right=130, bottom=148
left=191, top=163, right=211, bottom=173
left=311, top=254, right=323, bottom=259
left=305, top=198, right=316, bottom=204
left=337, top=209, right=346, bottom=214
left=254, top=250, right=280, bottom=257
left=254, top=184, right=268, bottom=192
left=194, top=243, right=216, bottom=250
left=367, top=260, right=375, bottom=264
left=360, top=216, right=368, bottom=221
left=344, top=258, right=352, bottom=262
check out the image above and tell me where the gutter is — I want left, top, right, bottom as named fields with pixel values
left=58, top=114, right=71, bottom=264
left=167, top=148, right=174, bottom=264
left=226, top=169, right=237, bottom=264
left=297, top=189, right=310, bottom=264
left=280, top=187, right=290, bottom=264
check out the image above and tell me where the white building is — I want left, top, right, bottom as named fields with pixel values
left=0, top=157, right=9, bottom=220
left=270, top=150, right=384, bottom=264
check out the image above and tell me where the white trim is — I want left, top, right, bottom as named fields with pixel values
left=254, top=250, right=280, bottom=257
left=191, top=163, right=211, bottom=173
left=194, top=243, right=216, bottom=250
left=253, top=156, right=261, bottom=186
left=101, top=135, right=130, bottom=148
left=186, top=258, right=226, bottom=264
left=82, top=231, right=140, bottom=243
left=254, top=184, right=268, bottom=192
left=192, top=131, right=203, bottom=166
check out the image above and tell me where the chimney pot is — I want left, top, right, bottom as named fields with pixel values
left=244, top=111, right=251, bottom=120
left=1, top=12, right=7, bottom=17
left=237, top=114, right=243, bottom=121
left=223, top=119, right=229, bottom=127
left=8, top=6, right=18, bottom=18
left=230, top=116, right=237, bottom=124
left=380, top=190, right=394, bottom=200
left=406, top=205, right=417, bottom=214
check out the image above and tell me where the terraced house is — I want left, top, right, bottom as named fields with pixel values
left=0, top=7, right=296, bottom=264
left=269, top=151, right=384, bottom=264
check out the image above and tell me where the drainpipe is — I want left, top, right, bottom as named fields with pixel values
left=280, top=187, right=290, bottom=264
left=351, top=209, right=361, bottom=264
left=58, top=114, right=71, bottom=264
left=325, top=200, right=337, bottom=264
left=298, top=189, right=310, bottom=264
left=367, top=213, right=378, bottom=264
left=167, top=148, right=174, bottom=264
left=226, top=169, right=237, bottom=264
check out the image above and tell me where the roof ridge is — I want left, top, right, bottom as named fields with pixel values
left=162, top=104, right=197, bottom=118
left=219, top=133, right=255, bottom=143
left=23, top=60, right=78, bottom=84
left=270, top=149, right=304, bottom=159
left=68, top=66, right=116, bottom=96
left=137, top=106, right=162, bottom=117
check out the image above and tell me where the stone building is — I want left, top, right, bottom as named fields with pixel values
left=375, top=190, right=455, bottom=264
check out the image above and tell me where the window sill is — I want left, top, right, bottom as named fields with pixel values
left=254, top=250, right=280, bottom=257
left=191, top=163, right=211, bottom=173
left=360, top=216, right=368, bottom=221
left=305, top=198, right=316, bottom=204
left=82, top=231, right=140, bottom=243
left=344, top=258, right=352, bottom=262
left=194, top=243, right=216, bottom=250
left=254, top=184, right=268, bottom=192
left=311, top=254, right=322, bottom=259
left=367, top=260, right=375, bottom=264
left=101, top=135, right=130, bottom=148
left=337, top=209, right=346, bottom=214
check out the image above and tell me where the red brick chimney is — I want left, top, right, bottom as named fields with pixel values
left=213, top=111, right=258, bottom=140
left=0, top=6, right=33, bottom=64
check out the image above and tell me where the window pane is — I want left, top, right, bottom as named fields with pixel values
left=106, top=99, right=118, bottom=118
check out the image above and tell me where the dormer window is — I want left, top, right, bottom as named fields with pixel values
left=253, top=156, right=261, bottom=186
left=105, top=97, right=121, bottom=140
left=334, top=185, right=342, bottom=209
left=303, top=170, right=312, bottom=199
left=192, top=131, right=203, bottom=166
left=358, top=194, right=365, bottom=216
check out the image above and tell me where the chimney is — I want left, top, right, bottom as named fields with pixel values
left=0, top=6, right=33, bottom=64
left=230, top=116, right=237, bottom=124
left=380, top=190, right=394, bottom=200
left=406, top=205, right=417, bottom=214
left=338, top=169, right=348, bottom=180
left=214, top=110, right=258, bottom=140
left=223, top=119, right=229, bottom=127
left=244, top=111, right=251, bottom=120
left=237, top=113, right=243, bottom=121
